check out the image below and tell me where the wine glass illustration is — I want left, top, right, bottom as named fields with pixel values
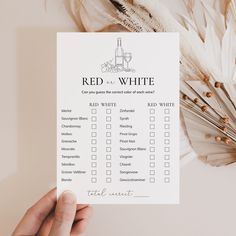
left=124, top=52, right=132, bottom=71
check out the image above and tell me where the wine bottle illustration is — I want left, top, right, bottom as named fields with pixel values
left=115, top=38, right=124, bottom=69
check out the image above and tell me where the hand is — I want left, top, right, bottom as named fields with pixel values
left=12, top=188, right=92, bottom=236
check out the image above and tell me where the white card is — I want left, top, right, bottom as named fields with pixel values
left=57, top=32, right=179, bottom=204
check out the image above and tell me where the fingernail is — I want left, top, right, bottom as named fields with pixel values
left=61, top=190, right=76, bottom=204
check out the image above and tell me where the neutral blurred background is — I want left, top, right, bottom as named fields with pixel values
left=1, top=1, right=236, bottom=235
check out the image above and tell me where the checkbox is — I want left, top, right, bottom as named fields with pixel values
left=106, top=132, right=111, bottom=137
left=164, top=116, right=170, bottom=122
left=149, top=132, right=155, bottom=137
left=91, top=155, right=97, bottom=160
left=150, top=155, right=155, bottom=160
left=150, top=147, right=155, bottom=152
left=164, top=147, right=170, bottom=152
left=106, top=155, right=111, bottom=160
left=106, top=177, right=112, bottom=183
left=91, top=124, right=97, bottom=129
left=164, top=170, right=170, bottom=175
left=91, top=139, right=97, bottom=145
left=150, top=162, right=155, bottom=168
left=149, top=124, right=155, bottom=129
left=91, top=170, right=97, bottom=175
left=106, top=162, right=112, bottom=168
left=91, top=109, right=97, bottom=114
left=150, top=139, right=155, bottom=145
left=150, top=116, right=155, bottom=122
left=149, top=177, right=155, bottom=183
left=91, top=116, right=97, bottom=122
left=106, top=139, right=111, bottom=144
left=106, top=147, right=111, bottom=152
left=91, top=177, right=97, bottom=183
left=150, top=170, right=155, bottom=175
left=106, top=170, right=112, bottom=175
left=106, top=116, right=111, bottom=122
left=164, top=177, right=170, bottom=183
left=91, top=132, right=97, bottom=137
left=164, top=154, right=170, bottom=160
left=106, top=109, right=111, bottom=114
left=164, top=124, right=170, bottom=129
left=91, top=162, right=97, bottom=168
left=106, top=124, right=111, bottom=129
left=164, top=139, right=170, bottom=145
left=149, top=109, right=155, bottom=114
left=164, top=108, right=170, bottom=114
left=91, top=147, right=97, bottom=152
left=164, top=132, right=170, bottom=137
left=164, top=162, right=170, bottom=167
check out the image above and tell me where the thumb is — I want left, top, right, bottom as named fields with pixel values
left=49, top=191, right=77, bottom=236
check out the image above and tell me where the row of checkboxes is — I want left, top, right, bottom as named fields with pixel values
left=90, top=115, right=114, bottom=123
left=150, top=114, right=171, bottom=123
left=91, top=154, right=112, bottom=160
left=149, top=162, right=170, bottom=168
left=91, top=162, right=112, bottom=168
left=92, top=146, right=112, bottom=153
left=91, top=108, right=112, bottom=114
left=150, top=108, right=171, bottom=115
left=149, top=124, right=170, bottom=130
left=149, top=108, right=170, bottom=115
left=148, top=170, right=170, bottom=176
left=149, top=131, right=170, bottom=137
left=93, top=144, right=116, bottom=152
left=91, top=177, right=113, bottom=183
left=90, top=162, right=113, bottom=168
left=91, top=124, right=112, bottom=129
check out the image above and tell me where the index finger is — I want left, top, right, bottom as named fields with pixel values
left=12, top=188, right=57, bottom=236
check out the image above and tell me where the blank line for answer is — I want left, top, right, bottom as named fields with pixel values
left=133, top=196, right=150, bottom=198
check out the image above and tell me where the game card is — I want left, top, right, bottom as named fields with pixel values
left=57, top=32, right=179, bottom=204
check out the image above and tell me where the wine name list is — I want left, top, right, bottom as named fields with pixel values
left=82, top=76, right=156, bottom=86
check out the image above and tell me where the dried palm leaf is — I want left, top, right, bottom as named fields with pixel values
left=67, top=0, right=236, bottom=166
